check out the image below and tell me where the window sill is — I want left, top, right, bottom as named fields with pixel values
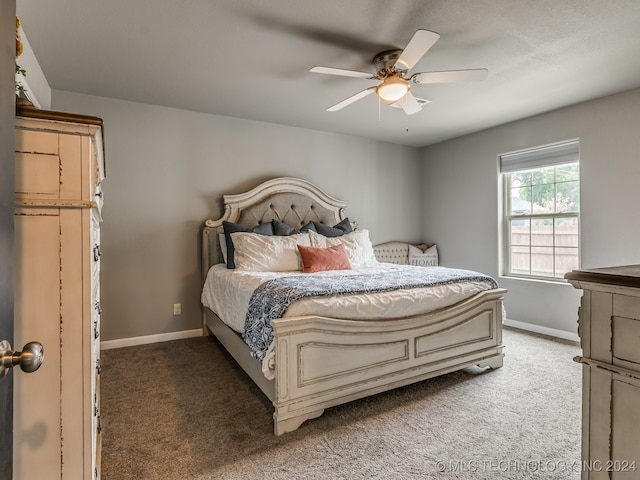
left=499, top=274, right=573, bottom=286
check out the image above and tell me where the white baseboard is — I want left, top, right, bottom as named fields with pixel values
left=100, top=328, right=203, bottom=350
left=503, top=319, right=579, bottom=343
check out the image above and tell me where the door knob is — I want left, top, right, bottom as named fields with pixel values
left=0, top=340, right=44, bottom=379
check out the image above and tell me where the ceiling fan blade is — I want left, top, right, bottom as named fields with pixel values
left=394, top=30, right=440, bottom=71
left=392, top=91, right=422, bottom=115
left=327, top=87, right=377, bottom=112
left=310, top=66, right=377, bottom=79
left=412, top=69, right=488, bottom=84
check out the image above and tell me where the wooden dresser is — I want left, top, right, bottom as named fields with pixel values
left=566, top=265, right=640, bottom=479
left=14, top=107, right=105, bottom=479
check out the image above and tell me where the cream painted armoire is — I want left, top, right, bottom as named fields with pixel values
left=14, top=106, right=105, bottom=479
left=566, top=266, right=640, bottom=480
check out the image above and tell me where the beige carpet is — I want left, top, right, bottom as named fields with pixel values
left=100, top=328, right=581, bottom=479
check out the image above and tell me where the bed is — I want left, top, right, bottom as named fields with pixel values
left=201, top=177, right=506, bottom=435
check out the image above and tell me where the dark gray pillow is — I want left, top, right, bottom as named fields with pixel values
left=272, top=219, right=317, bottom=235
left=272, top=220, right=297, bottom=236
left=300, top=222, right=317, bottom=233
left=313, top=218, right=352, bottom=237
left=222, top=220, right=274, bottom=269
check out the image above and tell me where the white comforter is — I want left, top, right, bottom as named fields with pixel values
left=201, top=263, right=495, bottom=379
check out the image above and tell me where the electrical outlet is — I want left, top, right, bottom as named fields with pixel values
left=173, top=303, right=181, bottom=315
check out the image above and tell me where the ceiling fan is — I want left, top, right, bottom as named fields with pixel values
left=310, top=29, right=488, bottom=115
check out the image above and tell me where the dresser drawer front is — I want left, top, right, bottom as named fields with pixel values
left=16, top=123, right=100, bottom=203
left=15, top=128, right=59, bottom=154
left=613, top=294, right=640, bottom=320
left=613, top=316, right=640, bottom=366
left=613, top=295, right=640, bottom=367
left=15, top=152, right=60, bottom=198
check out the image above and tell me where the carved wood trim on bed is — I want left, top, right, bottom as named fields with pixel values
left=201, top=176, right=506, bottom=435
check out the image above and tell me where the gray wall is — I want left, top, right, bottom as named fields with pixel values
left=420, top=88, right=640, bottom=335
left=47, top=86, right=640, bottom=342
left=52, top=91, right=422, bottom=341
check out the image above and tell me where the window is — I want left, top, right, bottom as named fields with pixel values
left=500, top=140, right=580, bottom=280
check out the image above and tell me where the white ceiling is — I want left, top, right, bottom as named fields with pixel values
left=16, top=0, right=640, bottom=148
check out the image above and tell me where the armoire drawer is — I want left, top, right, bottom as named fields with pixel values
left=15, top=128, right=58, bottom=154
left=612, top=295, right=640, bottom=367
left=15, top=124, right=98, bottom=203
left=14, top=151, right=60, bottom=199
left=613, top=294, right=640, bottom=320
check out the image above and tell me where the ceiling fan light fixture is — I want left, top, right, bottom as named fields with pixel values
left=376, top=77, right=409, bottom=102
left=312, top=29, right=487, bottom=114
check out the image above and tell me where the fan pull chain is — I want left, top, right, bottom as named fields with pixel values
left=403, top=95, right=408, bottom=132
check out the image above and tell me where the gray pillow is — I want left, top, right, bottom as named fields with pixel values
left=313, top=218, right=352, bottom=237
left=272, top=219, right=317, bottom=236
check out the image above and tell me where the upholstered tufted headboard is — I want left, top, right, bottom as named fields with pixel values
left=202, top=177, right=348, bottom=280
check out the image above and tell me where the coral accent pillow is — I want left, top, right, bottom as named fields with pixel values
left=297, top=244, right=352, bottom=273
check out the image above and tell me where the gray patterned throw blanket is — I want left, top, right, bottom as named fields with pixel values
left=242, top=266, right=499, bottom=363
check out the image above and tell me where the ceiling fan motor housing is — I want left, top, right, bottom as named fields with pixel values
left=373, top=49, right=406, bottom=77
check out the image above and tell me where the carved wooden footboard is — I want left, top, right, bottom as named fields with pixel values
left=271, top=288, right=505, bottom=434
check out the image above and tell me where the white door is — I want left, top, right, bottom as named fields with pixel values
left=0, top=133, right=44, bottom=476
left=1, top=6, right=43, bottom=477
left=1, top=2, right=17, bottom=476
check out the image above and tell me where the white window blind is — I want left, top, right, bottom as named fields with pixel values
left=500, top=139, right=580, bottom=173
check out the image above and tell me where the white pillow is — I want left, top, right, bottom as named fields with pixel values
left=231, top=232, right=311, bottom=271
left=409, top=244, right=438, bottom=267
left=309, top=230, right=378, bottom=268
